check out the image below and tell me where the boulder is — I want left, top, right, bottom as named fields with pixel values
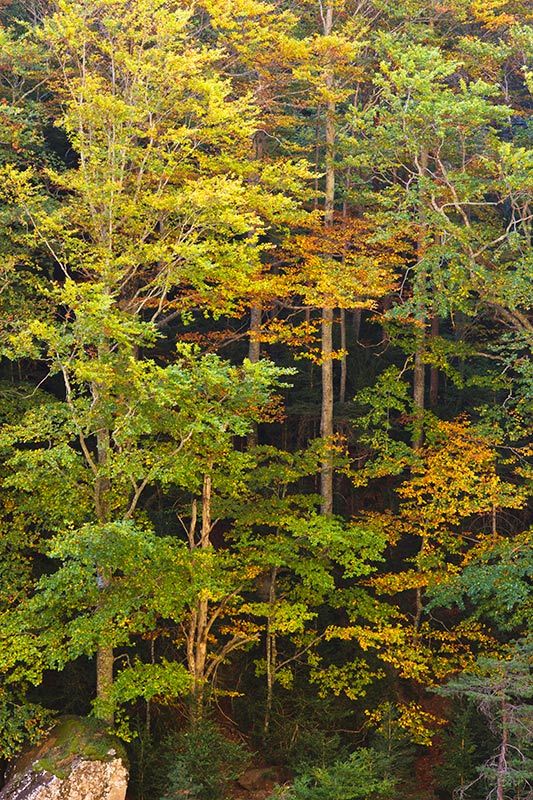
left=0, top=716, right=128, bottom=800
left=237, top=765, right=289, bottom=792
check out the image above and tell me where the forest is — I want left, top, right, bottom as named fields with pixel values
left=0, top=0, right=531, bottom=798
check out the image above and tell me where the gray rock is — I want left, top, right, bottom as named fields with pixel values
left=0, top=717, right=128, bottom=800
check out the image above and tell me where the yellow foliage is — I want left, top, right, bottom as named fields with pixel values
left=284, top=216, right=407, bottom=308
left=398, top=418, right=527, bottom=540
left=365, top=701, right=445, bottom=746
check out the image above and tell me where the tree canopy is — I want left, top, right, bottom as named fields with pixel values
left=0, top=0, right=531, bottom=798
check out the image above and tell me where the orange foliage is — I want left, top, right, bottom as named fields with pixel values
left=284, top=215, right=408, bottom=308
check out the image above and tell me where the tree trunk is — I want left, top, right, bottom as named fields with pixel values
left=96, top=645, right=114, bottom=722
left=320, top=0, right=335, bottom=516
left=413, top=148, right=428, bottom=626
left=249, top=305, right=261, bottom=363
left=413, top=346, right=425, bottom=450
left=264, top=566, right=278, bottom=737
left=429, top=315, right=439, bottom=407
left=412, top=147, right=428, bottom=450
left=94, top=375, right=114, bottom=722
left=454, top=310, right=467, bottom=409
left=496, top=701, right=508, bottom=800
left=381, top=295, right=391, bottom=345
left=353, top=308, right=361, bottom=343
left=321, top=307, right=334, bottom=515
left=247, top=305, right=262, bottom=447
left=187, top=470, right=212, bottom=722
left=247, top=127, right=264, bottom=446
left=339, top=308, right=347, bottom=404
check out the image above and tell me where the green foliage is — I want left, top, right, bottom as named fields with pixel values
left=427, top=529, right=532, bottom=632
left=0, top=0, right=531, bottom=793
left=159, top=720, right=250, bottom=800
left=353, top=366, right=415, bottom=481
left=436, top=642, right=533, bottom=800
left=0, top=689, right=54, bottom=760
left=269, top=749, right=395, bottom=800
left=284, top=729, right=346, bottom=775
left=435, top=704, right=492, bottom=799
left=0, top=522, right=192, bottom=688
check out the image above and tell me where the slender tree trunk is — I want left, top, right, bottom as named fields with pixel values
left=94, top=369, right=114, bottom=721
left=339, top=308, right=347, bottom=404
left=249, top=129, right=264, bottom=369
left=249, top=305, right=262, bottom=364
left=247, top=305, right=262, bottom=447
left=145, top=637, right=155, bottom=733
left=454, top=310, right=467, bottom=409
left=320, top=0, right=335, bottom=516
left=412, top=147, right=428, bottom=450
left=413, top=347, right=425, bottom=449
left=353, top=308, right=361, bottom=342
left=496, top=702, right=508, bottom=800
left=413, top=148, right=428, bottom=627
left=187, top=471, right=212, bottom=722
left=413, top=576, right=424, bottom=632
left=381, top=295, right=391, bottom=345
left=264, top=566, right=278, bottom=737
left=247, top=128, right=264, bottom=447
left=429, top=315, right=439, bottom=407
left=339, top=169, right=349, bottom=406
left=321, top=307, right=334, bottom=515
left=314, top=108, right=321, bottom=210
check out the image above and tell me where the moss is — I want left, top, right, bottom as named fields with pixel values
left=19, top=716, right=128, bottom=781
left=33, top=758, right=69, bottom=780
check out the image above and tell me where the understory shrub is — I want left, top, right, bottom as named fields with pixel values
left=159, top=718, right=250, bottom=800
left=268, top=748, right=395, bottom=800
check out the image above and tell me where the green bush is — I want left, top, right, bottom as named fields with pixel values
left=285, top=728, right=346, bottom=774
left=269, top=749, right=395, bottom=800
left=255, top=690, right=351, bottom=772
left=159, top=718, right=250, bottom=800
left=127, top=723, right=163, bottom=800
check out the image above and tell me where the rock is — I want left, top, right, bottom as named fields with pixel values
left=237, top=765, right=288, bottom=792
left=0, top=758, right=128, bottom=800
left=0, top=716, right=128, bottom=800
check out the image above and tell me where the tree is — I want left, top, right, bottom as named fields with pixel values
left=0, top=350, right=287, bottom=725
left=0, top=0, right=302, bottom=721
left=437, top=644, right=532, bottom=800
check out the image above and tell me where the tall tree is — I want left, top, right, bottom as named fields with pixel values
left=0, top=0, right=302, bottom=718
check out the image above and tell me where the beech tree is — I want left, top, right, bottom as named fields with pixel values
left=0, top=0, right=303, bottom=723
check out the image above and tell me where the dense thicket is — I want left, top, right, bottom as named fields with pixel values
left=0, top=0, right=531, bottom=798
